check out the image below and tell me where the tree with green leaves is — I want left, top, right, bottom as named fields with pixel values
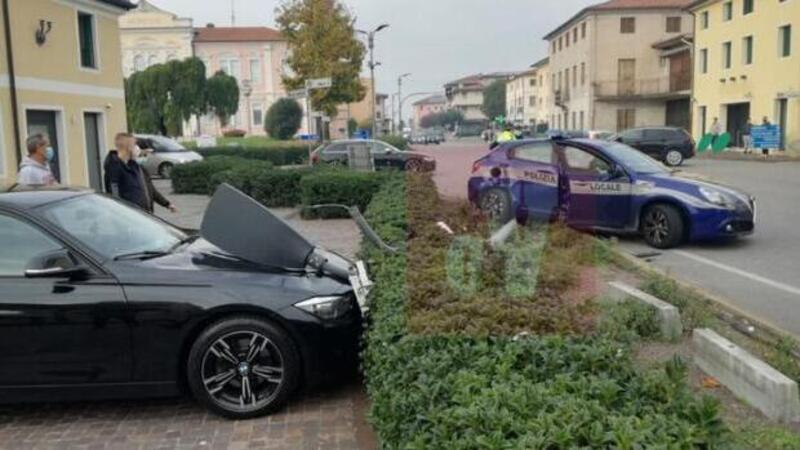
left=420, top=110, right=465, bottom=129
left=264, top=98, right=303, bottom=139
left=276, top=0, right=366, bottom=118
left=481, top=80, right=507, bottom=120
left=125, top=57, right=212, bottom=136
left=206, top=71, right=240, bottom=128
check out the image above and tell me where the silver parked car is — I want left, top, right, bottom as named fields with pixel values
left=134, top=134, right=204, bottom=179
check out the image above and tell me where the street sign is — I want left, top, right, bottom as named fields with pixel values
left=306, top=78, right=332, bottom=89
left=287, top=89, right=306, bottom=99
left=752, top=125, right=781, bottom=149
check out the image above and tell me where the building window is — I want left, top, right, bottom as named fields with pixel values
left=617, top=109, right=636, bottom=131
left=723, top=2, right=732, bottom=21
left=573, top=27, right=578, bottom=43
left=552, top=41, right=557, bottom=54
left=249, top=59, right=261, bottom=83
left=579, top=111, right=584, bottom=130
left=252, top=104, right=263, bottom=127
left=743, top=36, right=754, bottom=65
left=133, top=54, right=146, bottom=72
left=780, top=25, right=792, bottom=57
left=700, top=48, right=708, bottom=73
left=666, top=17, right=681, bottom=33
left=529, top=96, right=535, bottom=107
left=701, top=11, right=709, bottom=29
left=581, top=22, right=586, bottom=39
left=565, top=32, right=570, bottom=47
left=581, top=62, right=586, bottom=85
left=220, top=58, right=241, bottom=80
left=620, top=17, right=635, bottom=34
left=572, top=65, right=577, bottom=87
left=572, top=112, right=576, bottom=129
left=530, top=78, right=536, bottom=87
left=743, top=0, right=754, bottom=15
left=77, top=12, right=97, bottom=69
left=722, top=42, right=732, bottom=69
left=558, top=36, right=563, bottom=51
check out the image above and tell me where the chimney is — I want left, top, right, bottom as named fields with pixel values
left=206, top=23, right=215, bottom=28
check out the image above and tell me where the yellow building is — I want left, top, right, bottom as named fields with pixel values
left=690, top=0, right=799, bottom=152
left=1, top=0, right=133, bottom=189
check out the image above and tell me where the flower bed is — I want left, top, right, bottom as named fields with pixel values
left=361, top=174, right=728, bottom=449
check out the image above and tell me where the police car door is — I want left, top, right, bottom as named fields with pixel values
left=559, top=144, right=631, bottom=229
left=507, top=141, right=560, bottom=221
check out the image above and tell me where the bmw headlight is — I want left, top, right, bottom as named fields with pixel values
left=295, top=295, right=353, bottom=320
left=698, top=187, right=731, bottom=208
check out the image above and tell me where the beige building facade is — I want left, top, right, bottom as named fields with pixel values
left=506, top=57, right=551, bottom=127
left=412, top=94, right=447, bottom=129
left=1, top=0, right=132, bottom=189
left=444, top=72, right=516, bottom=121
left=118, top=0, right=193, bottom=77
left=545, top=0, right=694, bottom=132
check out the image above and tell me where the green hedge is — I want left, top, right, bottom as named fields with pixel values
left=361, top=177, right=728, bottom=449
left=171, top=157, right=273, bottom=195
left=299, top=170, right=390, bottom=219
left=196, top=145, right=309, bottom=166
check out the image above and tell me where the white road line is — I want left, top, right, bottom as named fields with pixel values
left=674, top=250, right=800, bottom=297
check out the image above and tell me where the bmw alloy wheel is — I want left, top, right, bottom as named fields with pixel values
left=200, top=331, right=284, bottom=413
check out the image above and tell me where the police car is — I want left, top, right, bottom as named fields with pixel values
left=468, top=138, right=756, bottom=249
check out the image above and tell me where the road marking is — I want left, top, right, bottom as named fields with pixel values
left=674, top=250, right=800, bottom=297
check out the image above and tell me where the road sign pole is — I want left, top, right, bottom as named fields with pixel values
left=306, top=83, right=312, bottom=166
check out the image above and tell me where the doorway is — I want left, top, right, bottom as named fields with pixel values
left=83, top=112, right=103, bottom=191
left=666, top=99, right=690, bottom=131
left=26, top=110, right=61, bottom=183
left=618, top=59, right=636, bottom=96
left=726, top=102, right=750, bottom=147
left=777, top=99, right=788, bottom=151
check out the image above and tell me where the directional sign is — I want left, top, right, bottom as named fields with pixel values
left=306, top=78, right=332, bottom=89
left=287, top=89, right=306, bottom=99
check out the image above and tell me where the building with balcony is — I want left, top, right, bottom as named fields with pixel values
left=192, top=25, right=288, bottom=137
left=444, top=72, right=518, bottom=121
left=1, top=0, right=134, bottom=189
left=505, top=58, right=551, bottom=128
left=689, top=0, right=799, bottom=152
left=544, top=0, right=694, bottom=132
left=329, top=78, right=389, bottom=139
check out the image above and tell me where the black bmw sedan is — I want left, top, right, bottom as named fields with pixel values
left=0, top=184, right=372, bottom=419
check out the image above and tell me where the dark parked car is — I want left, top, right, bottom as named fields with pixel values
left=0, top=184, right=372, bottom=419
left=612, top=127, right=695, bottom=167
left=311, top=139, right=436, bottom=171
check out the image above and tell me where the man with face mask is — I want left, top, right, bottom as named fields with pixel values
left=17, top=134, right=57, bottom=186
left=103, top=133, right=175, bottom=213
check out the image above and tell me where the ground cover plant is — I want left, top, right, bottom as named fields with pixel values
left=361, top=173, right=730, bottom=449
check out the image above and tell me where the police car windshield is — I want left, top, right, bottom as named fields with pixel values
left=601, top=142, right=668, bottom=175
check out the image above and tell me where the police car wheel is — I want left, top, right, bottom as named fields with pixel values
left=642, top=204, right=684, bottom=249
left=480, top=188, right=513, bottom=223
left=664, top=150, right=684, bottom=167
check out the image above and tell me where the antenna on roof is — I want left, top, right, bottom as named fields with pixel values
left=230, top=0, right=236, bottom=26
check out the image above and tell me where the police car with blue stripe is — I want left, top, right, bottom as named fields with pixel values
left=468, top=137, right=756, bottom=249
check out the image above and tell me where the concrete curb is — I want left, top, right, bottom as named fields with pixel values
left=693, top=328, right=800, bottom=423
left=607, top=281, right=683, bottom=341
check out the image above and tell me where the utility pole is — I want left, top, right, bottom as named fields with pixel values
left=230, top=0, right=236, bottom=26
left=357, top=24, right=389, bottom=138
left=397, top=73, right=411, bottom=134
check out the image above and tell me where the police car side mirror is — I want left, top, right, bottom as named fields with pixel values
left=611, top=165, right=628, bottom=180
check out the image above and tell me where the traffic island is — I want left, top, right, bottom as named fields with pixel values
left=607, top=281, right=683, bottom=341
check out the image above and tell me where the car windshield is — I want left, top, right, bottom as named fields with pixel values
left=600, top=142, right=668, bottom=175
left=151, top=136, right=187, bottom=152
left=38, top=194, right=187, bottom=260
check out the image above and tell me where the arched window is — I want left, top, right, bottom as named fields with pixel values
left=134, top=54, right=146, bottom=72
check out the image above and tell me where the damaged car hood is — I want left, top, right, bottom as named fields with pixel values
left=201, top=183, right=314, bottom=270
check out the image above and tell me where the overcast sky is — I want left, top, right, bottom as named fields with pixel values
left=146, top=0, right=598, bottom=116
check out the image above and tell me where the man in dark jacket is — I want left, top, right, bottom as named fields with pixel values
left=104, top=133, right=175, bottom=213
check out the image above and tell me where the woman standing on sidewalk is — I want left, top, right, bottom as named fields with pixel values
left=742, top=118, right=753, bottom=154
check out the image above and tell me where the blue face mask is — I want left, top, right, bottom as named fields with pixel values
left=45, top=147, right=55, bottom=162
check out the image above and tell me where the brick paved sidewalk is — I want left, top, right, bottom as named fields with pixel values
left=0, top=181, right=376, bottom=450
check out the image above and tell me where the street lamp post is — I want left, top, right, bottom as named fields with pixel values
left=241, top=79, right=253, bottom=135
left=357, top=24, right=389, bottom=139
left=397, top=73, right=411, bottom=134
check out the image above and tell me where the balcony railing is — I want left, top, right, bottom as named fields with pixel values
left=593, top=76, right=690, bottom=99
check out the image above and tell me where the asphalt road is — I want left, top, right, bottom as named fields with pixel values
left=418, top=138, right=800, bottom=338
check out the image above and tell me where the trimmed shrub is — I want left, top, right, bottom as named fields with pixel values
left=222, top=129, right=246, bottom=138
left=264, top=98, right=303, bottom=139
left=251, top=167, right=316, bottom=208
left=171, top=157, right=272, bottom=194
left=299, top=170, right=391, bottom=219
left=378, top=134, right=408, bottom=150
left=196, top=145, right=308, bottom=166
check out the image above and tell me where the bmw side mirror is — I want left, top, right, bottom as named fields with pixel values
left=24, top=249, right=89, bottom=279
